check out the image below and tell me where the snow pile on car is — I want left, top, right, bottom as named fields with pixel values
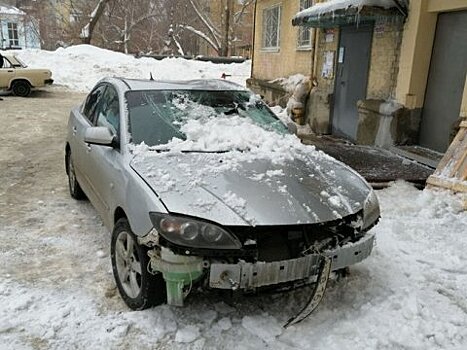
left=130, top=108, right=337, bottom=184
left=11, top=45, right=251, bottom=92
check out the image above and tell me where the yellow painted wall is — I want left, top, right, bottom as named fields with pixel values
left=395, top=0, right=467, bottom=109
left=252, top=0, right=313, bottom=80
left=427, top=0, right=467, bottom=12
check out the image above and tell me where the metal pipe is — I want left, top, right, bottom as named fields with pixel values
left=311, top=0, right=324, bottom=79
left=0, top=19, right=4, bottom=50
left=250, top=0, right=257, bottom=79
left=312, top=28, right=319, bottom=78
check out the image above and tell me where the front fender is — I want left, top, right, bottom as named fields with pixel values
left=114, top=163, right=168, bottom=236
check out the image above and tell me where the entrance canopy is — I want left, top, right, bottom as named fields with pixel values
left=292, top=0, right=406, bottom=28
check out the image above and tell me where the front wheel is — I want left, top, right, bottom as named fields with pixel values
left=12, top=81, right=31, bottom=97
left=111, top=218, right=166, bottom=310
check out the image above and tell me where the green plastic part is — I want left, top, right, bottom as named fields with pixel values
left=163, top=270, right=203, bottom=306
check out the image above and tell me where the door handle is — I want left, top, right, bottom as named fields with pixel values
left=340, top=81, right=346, bottom=86
left=86, top=144, right=92, bottom=152
left=72, top=126, right=77, bottom=135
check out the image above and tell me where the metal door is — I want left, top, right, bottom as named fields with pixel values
left=333, top=24, right=373, bottom=140
left=419, top=11, right=467, bottom=153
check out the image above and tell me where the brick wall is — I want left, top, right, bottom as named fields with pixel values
left=252, top=0, right=313, bottom=81
left=367, top=21, right=404, bottom=100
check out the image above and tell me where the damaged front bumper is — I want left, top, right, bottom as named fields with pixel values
left=149, top=233, right=375, bottom=308
left=209, top=232, right=375, bottom=290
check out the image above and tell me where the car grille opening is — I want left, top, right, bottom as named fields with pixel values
left=227, top=211, right=365, bottom=263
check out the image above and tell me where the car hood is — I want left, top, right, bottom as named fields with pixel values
left=130, top=151, right=371, bottom=226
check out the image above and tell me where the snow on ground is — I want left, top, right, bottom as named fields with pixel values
left=8, top=45, right=251, bottom=92
left=1, top=175, right=466, bottom=349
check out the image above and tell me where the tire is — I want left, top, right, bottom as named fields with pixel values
left=111, top=218, right=166, bottom=310
left=66, top=151, right=86, bottom=200
left=12, top=81, right=31, bottom=97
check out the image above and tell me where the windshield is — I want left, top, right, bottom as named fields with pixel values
left=126, top=89, right=288, bottom=151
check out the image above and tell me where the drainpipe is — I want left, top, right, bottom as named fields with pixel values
left=312, top=27, right=319, bottom=78
left=311, top=0, right=323, bottom=79
left=250, top=0, right=257, bottom=80
left=0, top=19, right=3, bottom=50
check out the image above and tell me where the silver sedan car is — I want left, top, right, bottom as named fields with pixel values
left=65, top=78, right=379, bottom=320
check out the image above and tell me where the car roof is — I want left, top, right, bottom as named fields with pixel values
left=113, top=78, right=248, bottom=92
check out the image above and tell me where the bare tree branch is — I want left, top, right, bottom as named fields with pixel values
left=81, top=0, right=112, bottom=44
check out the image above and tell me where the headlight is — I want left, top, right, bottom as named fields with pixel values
left=362, top=190, right=380, bottom=230
left=149, top=213, right=242, bottom=250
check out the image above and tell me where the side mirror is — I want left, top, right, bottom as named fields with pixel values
left=287, top=122, right=298, bottom=134
left=84, top=127, right=115, bottom=147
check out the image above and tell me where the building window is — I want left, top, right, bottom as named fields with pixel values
left=70, top=11, right=82, bottom=23
left=7, top=22, right=19, bottom=47
left=297, top=0, right=313, bottom=48
left=262, top=5, right=281, bottom=50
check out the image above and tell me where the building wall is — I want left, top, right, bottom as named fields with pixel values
left=252, top=0, right=313, bottom=81
left=395, top=0, right=467, bottom=110
left=307, top=27, right=338, bottom=134
left=366, top=21, right=403, bottom=100
left=250, top=0, right=405, bottom=134
left=250, top=0, right=467, bottom=149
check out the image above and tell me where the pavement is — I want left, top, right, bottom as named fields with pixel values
left=300, top=134, right=435, bottom=188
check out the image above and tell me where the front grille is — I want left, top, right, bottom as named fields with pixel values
left=227, top=211, right=365, bottom=262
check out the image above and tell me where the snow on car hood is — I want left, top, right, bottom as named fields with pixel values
left=129, top=112, right=372, bottom=226
left=130, top=149, right=371, bottom=227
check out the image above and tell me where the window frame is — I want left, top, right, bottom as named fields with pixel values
left=7, top=22, right=19, bottom=48
left=95, top=84, right=121, bottom=138
left=261, top=4, right=282, bottom=51
left=297, top=0, right=313, bottom=50
left=82, top=84, right=107, bottom=125
left=1, top=57, right=13, bottom=69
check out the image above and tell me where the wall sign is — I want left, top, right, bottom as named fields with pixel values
left=338, top=47, right=345, bottom=63
left=325, top=29, right=335, bottom=43
left=322, top=51, right=335, bottom=79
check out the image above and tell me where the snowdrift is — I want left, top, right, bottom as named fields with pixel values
left=9, top=45, right=251, bottom=92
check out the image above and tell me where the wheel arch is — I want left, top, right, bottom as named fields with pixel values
left=9, top=78, right=33, bottom=89
left=114, top=206, right=128, bottom=224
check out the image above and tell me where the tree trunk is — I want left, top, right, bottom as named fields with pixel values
left=220, top=0, right=232, bottom=57
left=81, top=0, right=111, bottom=44
left=124, top=16, right=129, bottom=54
